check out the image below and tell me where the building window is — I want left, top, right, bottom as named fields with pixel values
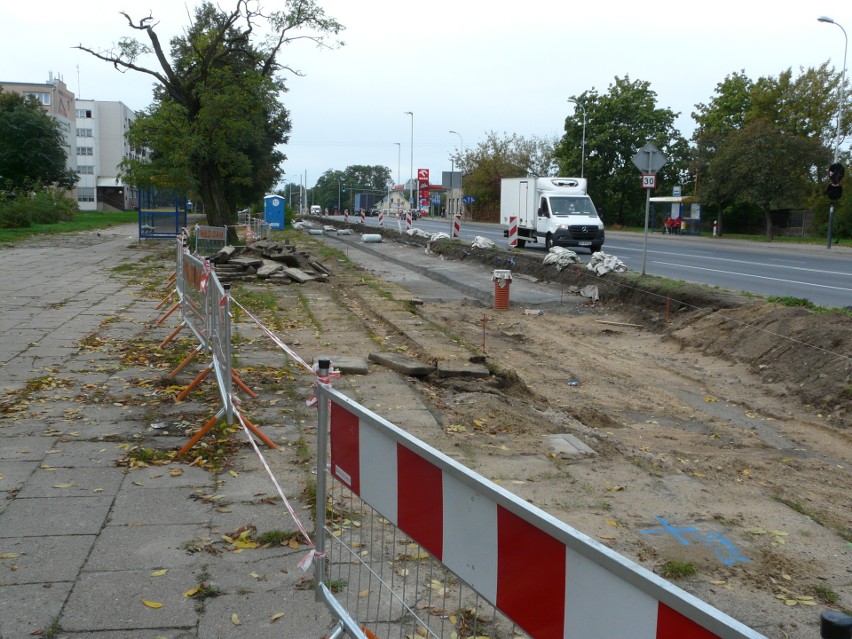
left=78, top=165, right=94, bottom=175
left=77, top=187, right=95, bottom=202
left=76, top=128, right=93, bottom=137
left=25, top=92, right=51, bottom=105
left=76, top=109, right=92, bottom=118
left=76, top=146, right=93, bottom=156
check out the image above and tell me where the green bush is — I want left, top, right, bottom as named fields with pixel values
left=0, top=186, right=77, bottom=228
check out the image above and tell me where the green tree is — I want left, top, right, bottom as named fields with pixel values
left=555, top=76, right=689, bottom=226
left=453, top=131, right=557, bottom=220
left=693, top=64, right=848, bottom=238
left=77, top=1, right=342, bottom=230
left=705, top=118, right=826, bottom=239
left=0, top=89, right=77, bottom=190
left=311, top=165, right=392, bottom=211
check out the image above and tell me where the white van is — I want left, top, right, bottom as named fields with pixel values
left=310, top=205, right=322, bottom=215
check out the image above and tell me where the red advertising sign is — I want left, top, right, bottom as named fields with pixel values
left=418, top=168, right=429, bottom=181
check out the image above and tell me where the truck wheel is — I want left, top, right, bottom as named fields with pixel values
left=517, top=238, right=526, bottom=248
left=545, top=234, right=553, bottom=251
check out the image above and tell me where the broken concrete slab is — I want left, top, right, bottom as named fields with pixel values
left=368, top=352, right=434, bottom=377
left=436, top=360, right=491, bottom=379
left=282, top=267, right=316, bottom=283
left=257, top=260, right=284, bottom=277
left=546, top=433, right=597, bottom=457
left=312, top=355, right=369, bottom=375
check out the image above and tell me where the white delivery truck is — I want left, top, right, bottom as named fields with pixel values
left=500, top=177, right=604, bottom=252
left=310, top=205, right=322, bottom=215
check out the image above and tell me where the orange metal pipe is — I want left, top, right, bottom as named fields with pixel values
left=155, top=301, right=180, bottom=325
left=168, top=346, right=201, bottom=378
left=159, top=322, right=185, bottom=348
left=232, top=372, right=257, bottom=398
left=176, top=365, right=211, bottom=402
left=177, top=414, right=220, bottom=456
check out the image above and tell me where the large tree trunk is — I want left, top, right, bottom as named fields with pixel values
left=763, top=206, right=774, bottom=241
left=197, top=162, right=236, bottom=240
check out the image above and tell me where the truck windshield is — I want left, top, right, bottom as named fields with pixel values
left=549, top=196, right=597, bottom=217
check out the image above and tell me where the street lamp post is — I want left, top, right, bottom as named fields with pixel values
left=393, top=142, right=401, bottom=186
left=337, top=178, right=342, bottom=214
left=567, top=98, right=587, bottom=179
left=818, top=16, right=848, bottom=249
left=404, top=112, right=414, bottom=211
left=448, top=130, right=464, bottom=216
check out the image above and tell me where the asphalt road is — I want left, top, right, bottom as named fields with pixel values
left=324, top=214, right=852, bottom=308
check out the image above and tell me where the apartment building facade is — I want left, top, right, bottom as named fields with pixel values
left=75, top=99, right=143, bottom=211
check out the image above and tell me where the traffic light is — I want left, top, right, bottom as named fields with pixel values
left=826, top=163, right=844, bottom=201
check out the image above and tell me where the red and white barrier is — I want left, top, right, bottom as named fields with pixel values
left=508, top=215, right=518, bottom=248
left=324, top=394, right=764, bottom=639
left=405, top=210, right=412, bottom=230
left=360, top=210, right=366, bottom=225
left=452, top=213, right=461, bottom=239
left=378, top=210, right=384, bottom=228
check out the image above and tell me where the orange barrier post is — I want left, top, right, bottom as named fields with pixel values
left=177, top=413, right=221, bottom=457
left=238, top=413, right=276, bottom=449
left=168, top=345, right=202, bottom=377
left=232, top=372, right=258, bottom=398
left=155, top=300, right=180, bottom=325
left=159, top=322, right=185, bottom=348
left=155, top=290, right=176, bottom=311
left=176, top=365, right=212, bottom=402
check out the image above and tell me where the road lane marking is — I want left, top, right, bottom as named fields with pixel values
left=652, top=260, right=852, bottom=292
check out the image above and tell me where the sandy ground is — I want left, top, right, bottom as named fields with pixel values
left=271, top=230, right=851, bottom=639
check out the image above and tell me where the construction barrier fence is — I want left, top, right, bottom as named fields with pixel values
left=314, top=369, right=768, bottom=639
left=152, top=232, right=776, bottom=639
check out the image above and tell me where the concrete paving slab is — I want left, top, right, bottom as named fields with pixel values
left=367, top=351, right=434, bottom=376
left=61, top=568, right=199, bottom=631
left=35, top=440, right=126, bottom=467
left=16, top=466, right=125, bottom=498
left=0, top=534, right=95, bottom=585
left=546, top=432, right=597, bottom=456
left=436, top=360, right=491, bottom=378
left=108, top=486, right=212, bottom=526
left=0, top=436, right=58, bottom=460
left=0, top=581, right=74, bottom=638
left=0, top=460, right=38, bottom=491
left=84, top=524, right=210, bottom=571
left=0, top=495, right=113, bottom=537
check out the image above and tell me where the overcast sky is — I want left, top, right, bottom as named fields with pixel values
left=1, top=1, right=847, bottom=191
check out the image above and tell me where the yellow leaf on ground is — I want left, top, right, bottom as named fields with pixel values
left=605, top=520, right=619, bottom=527
left=183, top=585, right=201, bottom=598
left=169, top=468, right=183, bottom=477
left=271, top=612, right=285, bottom=622
left=231, top=613, right=240, bottom=625
left=288, top=538, right=300, bottom=549
left=142, top=599, right=163, bottom=608
left=150, top=569, right=168, bottom=577
left=359, top=589, right=370, bottom=598
left=229, top=470, right=239, bottom=477
left=0, top=553, right=19, bottom=559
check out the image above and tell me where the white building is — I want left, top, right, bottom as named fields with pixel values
left=75, top=99, right=143, bottom=211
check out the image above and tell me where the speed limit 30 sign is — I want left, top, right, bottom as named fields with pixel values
left=641, top=174, right=656, bottom=189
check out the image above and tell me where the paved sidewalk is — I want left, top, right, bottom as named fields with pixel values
left=0, top=226, right=332, bottom=638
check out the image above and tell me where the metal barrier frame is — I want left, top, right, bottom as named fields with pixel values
left=315, top=378, right=768, bottom=639
left=139, top=209, right=187, bottom=239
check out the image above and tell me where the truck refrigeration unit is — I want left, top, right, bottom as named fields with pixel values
left=500, top=177, right=604, bottom=252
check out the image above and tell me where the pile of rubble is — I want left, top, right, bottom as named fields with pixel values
left=209, top=239, right=332, bottom=284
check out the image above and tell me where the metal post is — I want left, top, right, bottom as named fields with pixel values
left=641, top=150, right=653, bottom=276
left=818, top=16, right=847, bottom=249
left=314, top=358, right=330, bottom=603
